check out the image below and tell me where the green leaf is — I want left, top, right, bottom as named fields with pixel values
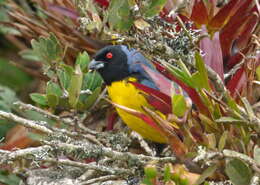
left=57, top=69, right=70, bottom=90
left=144, top=165, right=157, bottom=179
left=144, top=0, right=167, bottom=17
left=0, top=85, right=18, bottom=111
left=218, top=130, right=228, bottom=150
left=225, top=159, right=252, bottom=185
left=195, top=164, right=218, bottom=185
left=0, top=0, right=6, bottom=5
left=76, top=51, right=90, bottom=72
left=47, top=94, right=59, bottom=108
left=241, top=97, right=255, bottom=121
left=177, top=59, right=192, bottom=77
left=59, top=64, right=74, bottom=90
left=82, top=71, right=103, bottom=91
left=0, top=58, right=32, bottom=91
left=172, top=94, right=187, bottom=117
left=165, top=63, right=193, bottom=87
left=108, top=0, right=134, bottom=31
left=0, top=170, right=21, bottom=185
left=194, top=52, right=211, bottom=91
left=19, top=49, right=41, bottom=61
left=46, top=81, right=63, bottom=97
left=253, top=146, right=260, bottom=165
left=163, top=164, right=171, bottom=182
left=68, top=65, right=83, bottom=108
left=256, top=65, right=260, bottom=81
left=191, top=72, right=205, bottom=89
left=84, top=87, right=101, bottom=109
left=30, top=93, right=47, bottom=106
left=31, top=33, right=62, bottom=64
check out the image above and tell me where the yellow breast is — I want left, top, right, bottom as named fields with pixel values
left=107, top=77, right=167, bottom=143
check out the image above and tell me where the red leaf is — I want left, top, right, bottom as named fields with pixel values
left=227, top=46, right=250, bottom=69
left=152, top=62, right=209, bottom=114
left=94, top=0, right=109, bottom=8
left=146, top=94, right=172, bottom=114
left=200, top=28, right=224, bottom=81
left=208, top=0, right=241, bottom=29
left=226, top=67, right=247, bottom=97
left=220, top=0, right=256, bottom=60
left=0, top=125, right=36, bottom=150
left=106, top=110, right=118, bottom=131
left=130, top=81, right=171, bottom=105
left=220, top=15, right=250, bottom=61
left=143, top=107, right=187, bottom=157
left=234, top=12, right=258, bottom=52
left=190, top=0, right=209, bottom=26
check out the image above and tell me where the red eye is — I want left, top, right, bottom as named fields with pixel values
left=106, top=52, right=113, bottom=59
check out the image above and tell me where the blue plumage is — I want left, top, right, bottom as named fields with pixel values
left=120, top=45, right=158, bottom=90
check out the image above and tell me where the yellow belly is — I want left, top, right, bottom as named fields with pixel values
left=107, top=78, right=167, bottom=143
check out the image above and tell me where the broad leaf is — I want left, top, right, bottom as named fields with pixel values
left=218, top=131, right=228, bottom=150
left=30, top=93, right=47, bottom=106
left=83, top=87, right=101, bottom=109
left=225, top=158, right=252, bottom=185
left=31, top=33, right=62, bottom=64
left=46, top=94, right=59, bottom=108
left=46, top=81, right=63, bottom=97
left=144, top=0, right=168, bottom=17
left=76, top=51, right=90, bottom=72
left=195, top=164, right=217, bottom=185
left=108, top=0, right=133, bottom=31
left=253, top=146, right=260, bottom=165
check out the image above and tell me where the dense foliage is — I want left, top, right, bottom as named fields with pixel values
left=0, top=0, right=259, bottom=184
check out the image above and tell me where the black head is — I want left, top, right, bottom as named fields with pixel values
left=89, top=45, right=130, bottom=85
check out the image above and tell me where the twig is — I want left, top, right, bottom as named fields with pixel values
left=0, top=145, right=52, bottom=164
left=14, top=101, right=62, bottom=123
left=0, top=110, right=53, bottom=134
left=193, top=147, right=260, bottom=174
left=51, top=127, right=102, bottom=145
left=14, top=101, right=98, bottom=136
left=44, top=158, right=131, bottom=175
left=250, top=174, right=260, bottom=185
left=45, top=141, right=176, bottom=165
left=130, top=131, right=156, bottom=156
left=79, top=175, right=118, bottom=185
left=0, top=145, right=131, bottom=176
left=175, top=15, right=194, bottom=43
left=0, top=108, right=101, bottom=145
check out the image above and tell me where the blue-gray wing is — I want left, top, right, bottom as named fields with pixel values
left=120, top=45, right=158, bottom=90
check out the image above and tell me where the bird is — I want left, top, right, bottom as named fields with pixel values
left=89, top=45, right=171, bottom=143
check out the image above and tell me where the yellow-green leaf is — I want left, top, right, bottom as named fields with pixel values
left=172, top=94, right=187, bottom=117
left=194, top=52, right=211, bottom=90
left=68, top=65, right=83, bottom=108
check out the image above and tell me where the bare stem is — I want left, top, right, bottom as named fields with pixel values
left=0, top=110, right=53, bottom=134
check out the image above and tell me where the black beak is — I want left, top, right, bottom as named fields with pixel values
left=88, top=60, right=105, bottom=71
